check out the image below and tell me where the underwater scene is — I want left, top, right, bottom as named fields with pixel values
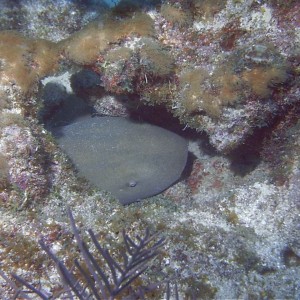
left=0, top=0, right=299, bottom=298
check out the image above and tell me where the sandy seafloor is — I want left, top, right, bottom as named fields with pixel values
left=0, top=0, right=299, bottom=299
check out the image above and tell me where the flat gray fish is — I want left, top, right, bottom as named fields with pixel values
left=55, top=117, right=188, bottom=204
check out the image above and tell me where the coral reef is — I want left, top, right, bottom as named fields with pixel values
left=1, top=3, right=297, bottom=152
left=0, top=0, right=299, bottom=299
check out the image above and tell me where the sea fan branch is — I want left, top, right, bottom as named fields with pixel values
left=3, top=207, right=166, bottom=299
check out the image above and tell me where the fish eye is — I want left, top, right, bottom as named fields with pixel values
left=128, top=180, right=137, bottom=187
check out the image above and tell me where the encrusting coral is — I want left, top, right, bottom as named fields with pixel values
left=0, top=12, right=154, bottom=96
left=178, top=67, right=241, bottom=119
left=242, top=66, right=288, bottom=98
left=160, top=4, right=191, bottom=27
left=0, top=31, right=59, bottom=94
left=139, top=38, right=175, bottom=78
left=61, top=12, right=154, bottom=65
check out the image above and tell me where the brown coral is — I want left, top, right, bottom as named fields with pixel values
left=242, top=66, right=288, bottom=98
left=179, top=67, right=241, bottom=118
left=0, top=13, right=154, bottom=97
left=105, top=47, right=133, bottom=63
left=0, top=31, right=37, bottom=92
left=160, top=4, right=191, bottom=27
left=192, top=0, right=226, bottom=21
left=62, top=13, right=154, bottom=65
left=139, top=39, right=175, bottom=78
left=0, top=31, right=59, bottom=93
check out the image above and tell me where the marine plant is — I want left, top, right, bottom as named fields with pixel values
left=1, top=208, right=167, bottom=299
